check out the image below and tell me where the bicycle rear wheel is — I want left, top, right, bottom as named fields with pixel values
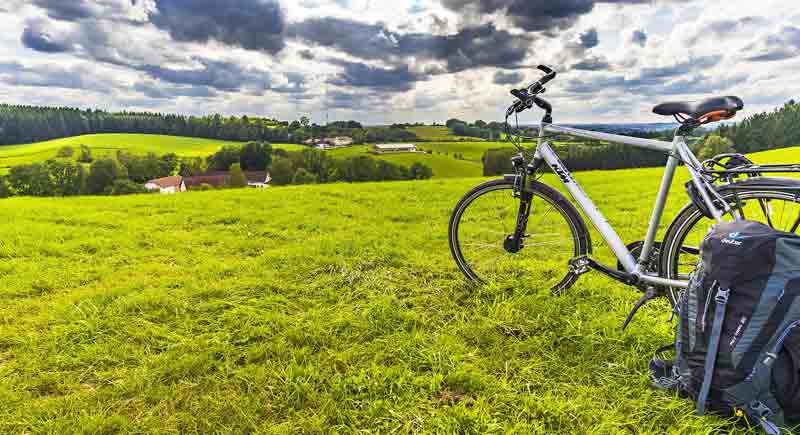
left=449, top=179, right=591, bottom=293
left=661, top=188, right=800, bottom=304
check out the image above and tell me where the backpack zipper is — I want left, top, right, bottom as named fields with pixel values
left=701, top=281, right=718, bottom=333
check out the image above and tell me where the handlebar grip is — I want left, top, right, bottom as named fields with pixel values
left=537, top=65, right=557, bottom=84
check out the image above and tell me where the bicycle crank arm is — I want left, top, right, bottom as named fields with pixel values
left=569, top=256, right=639, bottom=285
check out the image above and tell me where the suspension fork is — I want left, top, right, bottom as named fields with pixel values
left=505, top=157, right=543, bottom=253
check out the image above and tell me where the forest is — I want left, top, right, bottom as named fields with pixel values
left=0, top=105, right=417, bottom=145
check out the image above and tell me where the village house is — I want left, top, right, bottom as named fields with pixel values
left=373, top=143, right=418, bottom=154
left=145, top=176, right=186, bottom=194
left=304, top=136, right=354, bottom=150
left=183, top=171, right=271, bottom=190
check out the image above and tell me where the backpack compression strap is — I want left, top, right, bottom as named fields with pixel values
left=697, top=288, right=730, bottom=416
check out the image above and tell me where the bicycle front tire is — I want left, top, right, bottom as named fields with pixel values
left=448, top=178, right=591, bottom=293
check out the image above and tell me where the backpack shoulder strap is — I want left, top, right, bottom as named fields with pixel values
left=697, top=288, right=730, bottom=415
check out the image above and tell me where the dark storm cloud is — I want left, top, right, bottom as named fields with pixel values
left=440, top=0, right=679, bottom=33
left=150, top=0, right=286, bottom=54
left=31, top=0, right=96, bottom=21
left=329, top=60, right=421, bottom=92
left=746, top=26, right=800, bottom=62
left=21, top=24, right=72, bottom=53
left=137, top=59, right=270, bottom=92
left=493, top=70, right=524, bottom=85
left=631, top=29, right=647, bottom=47
left=579, top=28, right=599, bottom=49
left=290, top=18, right=532, bottom=73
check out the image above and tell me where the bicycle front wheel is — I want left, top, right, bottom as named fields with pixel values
left=661, top=188, right=800, bottom=304
left=448, top=179, right=591, bottom=293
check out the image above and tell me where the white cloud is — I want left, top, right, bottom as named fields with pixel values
left=0, top=0, right=798, bottom=124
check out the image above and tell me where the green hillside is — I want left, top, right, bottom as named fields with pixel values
left=7, top=145, right=800, bottom=431
left=329, top=145, right=483, bottom=178
left=406, top=125, right=483, bottom=142
left=0, top=134, right=304, bottom=173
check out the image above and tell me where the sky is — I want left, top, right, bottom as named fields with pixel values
left=1, top=0, right=799, bottom=125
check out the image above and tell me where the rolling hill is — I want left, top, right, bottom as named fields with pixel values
left=0, top=134, right=305, bottom=174
left=3, top=146, right=800, bottom=432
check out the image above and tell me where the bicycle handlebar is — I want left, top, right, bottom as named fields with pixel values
left=507, top=64, right=557, bottom=123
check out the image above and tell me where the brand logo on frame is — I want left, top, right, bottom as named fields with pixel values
left=550, top=164, right=572, bottom=184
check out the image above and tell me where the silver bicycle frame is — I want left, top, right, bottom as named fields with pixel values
left=534, top=123, right=728, bottom=289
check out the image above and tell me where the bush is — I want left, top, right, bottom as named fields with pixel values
left=77, top=145, right=93, bottom=163
left=87, top=158, right=128, bottom=195
left=110, top=179, right=147, bottom=195
left=269, top=159, right=295, bottom=186
left=196, top=183, right=215, bottom=191
left=228, top=163, right=248, bottom=188
left=409, top=162, right=433, bottom=179
left=292, top=168, right=318, bottom=184
left=56, top=146, right=74, bottom=158
left=0, top=177, right=10, bottom=198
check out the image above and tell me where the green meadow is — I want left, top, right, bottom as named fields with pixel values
left=0, top=134, right=305, bottom=174
left=1, top=145, right=798, bottom=433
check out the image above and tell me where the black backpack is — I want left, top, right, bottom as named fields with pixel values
left=650, top=220, right=800, bottom=434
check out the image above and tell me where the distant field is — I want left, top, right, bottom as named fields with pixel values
left=329, top=145, right=482, bottom=178
left=406, top=125, right=485, bottom=142
left=749, top=146, right=800, bottom=164
left=0, top=134, right=304, bottom=173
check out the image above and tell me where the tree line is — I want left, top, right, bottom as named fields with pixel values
left=446, top=118, right=505, bottom=141
left=269, top=148, right=433, bottom=185
left=716, top=100, right=800, bottom=153
left=0, top=105, right=419, bottom=146
left=0, top=141, right=434, bottom=198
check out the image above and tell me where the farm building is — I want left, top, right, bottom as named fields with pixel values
left=373, top=143, right=418, bottom=154
left=183, top=171, right=271, bottom=190
left=305, top=136, right=354, bottom=149
left=145, top=176, right=186, bottom=194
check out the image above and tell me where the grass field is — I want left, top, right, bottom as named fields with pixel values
left=329, top=145, right=483, bottom=178
left=7, top=144, right=800, bottom=432
left=0, top=134, right=305, bottom=174
left=405, top=126, right=483, bottom=142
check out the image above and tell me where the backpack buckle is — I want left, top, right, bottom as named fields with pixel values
left=748, top=401, right=774, bottom=419
left=715, top=288, right=730, bottom=304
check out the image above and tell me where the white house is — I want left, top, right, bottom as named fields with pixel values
left=374, top=143, right=418, bottom=154
left=245, top=172, right=272, bottom=188
left=145, top=176, right=187, bottom=194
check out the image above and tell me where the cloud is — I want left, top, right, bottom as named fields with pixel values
left=30, top=0, right=96, bottom=21
left=579, top=28, right=599, bottom=49
left=21, top=21, right=72, bottom=53
left=329, top=60, right=421, bottom=92
left=746, top=26, right=800, bottom=62
left=631, top=29, right=647, bottom=47
left=133, top=81, right=217, bottom=99
left=0, top=61, right=115, bottom=92
left=571, top=56, right=610, bottom=71
left=137, top=59, right=270, bottom=93
left=440, top=0, right=682, bottom=33
left=493, top=70, right=524, bottom=85
left=290, top=19, right=533, bottom=73
left=149, top=0, right=286, bottom=54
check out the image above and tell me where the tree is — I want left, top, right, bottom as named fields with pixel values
left=292, top=168, right=318, bottom=184
left=697, top=134, right=735, bottom=161
left=269, top=159, right=295, bottom=185
left=207, top=145, right=241, bottom=171
left=46, top=159, right=86, bottom=196
left=77, top=145, right=93, bottom=163
left=0, top=177, right=9, bottom=198
left=300, top=116, right=310, bottom=129
left=110, top=179, right=147, bottom=195
left=228, top=163, right=248, bottom=188
left=87, top=158, right=128, bottom=194
left=240, top=141, right=272, bottom=171
left=446, top=118, right=464, bottom=128
left=409, top=162, right=433, bottom=179
left=56, top=146, right=74, bottom=158
left=7, top=163, right=53, bottom=196
left=179, top=157, right=206, bottom=177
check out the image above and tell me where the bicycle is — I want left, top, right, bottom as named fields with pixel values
left=448, top=65, right=800, bottom=324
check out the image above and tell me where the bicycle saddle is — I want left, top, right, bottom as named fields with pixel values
left=653, top=96, right=744, bottom=120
